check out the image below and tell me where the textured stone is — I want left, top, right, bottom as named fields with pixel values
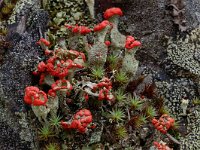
left=166, top=27, right=200, bottom=77
left=0, top=2, right=49, bottom=149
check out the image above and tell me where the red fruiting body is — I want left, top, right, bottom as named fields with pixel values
left=65, top=24, right=91, bottom=35
left=125, top=36, right=141, bottom=49
left=153, top=141, right=169, bottom=150
left=39, top=73, right=46, bottom=85
left=65, top=24, right=72, bottom=29
left=48, top=89, right=56, bottom=97
left=61, top=109, right=93, bottom=133
left=24, top=86, right=48, bottom=106
left=24, top=86, right=39, bottom=104
left=98, top=89, right=105, bottom=100
left=37, top=61, right=46, bottom=72
left=93, top=20, right=110, bottom=32
left=79, top=52, right=86, bottom=62
left=37, top=38, right=51, bottom=46
left=152, top=114, right=175, bottom=134
left=93, top=77, right=114, bottom=101
left=51, top=79, right=73, bottom=94
left=72, top=25, right=79, bottom=33
left=32, top=91, right=48, bottom=106
left=105, top=40, right=111, bottom=46
left=79, top=26, right=91, bottom=35
left=45, top=49, right=52, bottom=55
left=68, top=50, right=80, bottom=57
left=46, top=57, right=72, bottom=78
left=105, top=92, right=115, bottom=101
left=104, top=7, right=123, bottom=19
left=84, top=93, right=89, bottom=101
left=140, top=95, right=145, bottom=99
left=32, top=71, right=39, bottom=76
left=60, top=121, right=71, bottom=129
left=152, top=118, right=158, bottom=124
left=89, top=123, right=96, bottom=129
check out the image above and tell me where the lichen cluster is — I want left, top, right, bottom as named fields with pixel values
left=156, top=78, right=196, bottom=116
left=0, top=0, right=18, bottom=22
left=7, top=0, right=40, bottom=25
left=167, top=27, right=200, bottom=77
left=180, top=106, right=200, bottom=150
left=156, top=26, right=200, bottom=150
left=45, top=0, right=94, bottom=46
left=20, top=4, right=180, bottom=149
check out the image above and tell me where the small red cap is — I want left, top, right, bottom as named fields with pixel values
left=93, top=20, right=110, bottom=32
left=105, top=40, right=111, bottom=46
left=37, top=38, right=51, bottom=46
left=66, top=24, right=91, bottom=35
left=104, top=7, right=123, bottom=19
left=125, top=36, right=141, bottom=49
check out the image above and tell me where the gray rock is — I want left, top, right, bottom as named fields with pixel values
left=0, top=1, right=49, bottom=149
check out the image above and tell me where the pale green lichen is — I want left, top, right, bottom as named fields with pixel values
left=88, top=25, right=112, bottom=67
left=121, top=50, right=139, bottom=78
left=180, top=106, right=200, bottom=150
left=45, top=0, right=94, bottom=51
left=109, top=16, right=126, bottom=49
left=161, top=29, right=200, bottom=150
left=85, top=0, right=95, bottom=19
left=167, top=27, right=200, bottom=77
left=8, top=0, right=40, bottom=25
left=15, top=112, right=35, bottom=145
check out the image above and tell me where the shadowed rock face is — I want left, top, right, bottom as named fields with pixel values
left=0, top=122, right=31, bottom=150
left=0, top=2, right=49, bottom=148
left=96, top=0, right=200, bottom=65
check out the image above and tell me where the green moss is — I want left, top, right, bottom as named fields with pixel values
left=115, top=71, right=128, bottom=84
left=115, top=126, right=128, bottom=139
left=38, top=125, right=54, bottom=141
left=145, top=106, right=157, bottom=119
left=108, top=108, right=125, bottom=123
left=91, top=67, right=104, bottom=80
left=45, top=143, right=60, bottom=150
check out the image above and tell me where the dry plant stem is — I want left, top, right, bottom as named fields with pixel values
left=39, top=27, right=43, bottom=39
left=126, top=106, right=132, bottom=132
left=84, top=87, right=99, bottom=97
left=166, top=133, right=181, bottom=145
left=85, top=0, right=95, bottom=19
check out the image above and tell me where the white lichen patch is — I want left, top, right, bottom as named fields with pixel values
left=85, top=0, right=95, bottom=19
left=8, top=0, right=40, bottom=25
left=16, top=112, right=34, bottom=143
left=180, top=107, right=200, bottom=150
left=167, top=27, right=200, bottom=77
left=121, top=50, right=139, bottom=78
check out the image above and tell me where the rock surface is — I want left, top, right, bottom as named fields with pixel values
left=0, top=0, right=49, bottom=149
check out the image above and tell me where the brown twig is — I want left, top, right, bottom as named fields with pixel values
left=166, top=133, right=181, bottom=145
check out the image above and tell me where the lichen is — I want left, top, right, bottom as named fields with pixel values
left=166, top=27, right=200, bottom=77
left=162, top=26, right=200, bottom=131
left=45, top=0, right=94, bottom=51
left=8, top=0, right=40, bottom=25
left=156, top=78, right=196, bottom=116
left=155, top=78, right=200, bottom=149
left=180, top=106, right=200, bottom=150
